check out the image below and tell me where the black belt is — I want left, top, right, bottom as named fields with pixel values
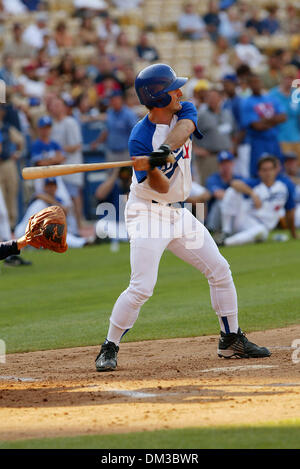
left=152, top=200, right=184, bottom=208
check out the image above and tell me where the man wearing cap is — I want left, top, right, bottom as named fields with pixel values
left=22, top=12, right=49, bottom=50
left=205, top=150, right=241, bottom=232
left=95, top=63, right=270, bottom=373
left=218, top=155, right=297, bottom=246
left=91, top=90, right=138, bottom=163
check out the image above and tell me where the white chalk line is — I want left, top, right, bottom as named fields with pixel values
left=0, top=375, right=38, bottom=382
left=199, top=364, right=278, bottom=373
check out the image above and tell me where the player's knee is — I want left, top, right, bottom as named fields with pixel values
left=208, top=256, right=232, bottom=286
left=127, top=284, right=154, bottom=306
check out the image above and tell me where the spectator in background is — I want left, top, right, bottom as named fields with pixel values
left=203, top=0, right=220, bottom=42
left=218, top=5, right=243, bottom=45
left=97, top=14, right=120, bottom=43
left=136, top=31, right=159, bottom=62
left=213, top=35, right=236, bottom=78
left=185, top=64, right=205, bottom=99
left=4, top=23, right=35, bottom=59
left=178, top=3, right=207, bottom=40
left=259, top=6, right=281, bottom=36
left=236, top=63, right=252, bottom=96
left=54, top=21, right=74, bottom=49
left=0, top=185, right=11, bottom=242
left=114, top=31, right=137, bottom=67
left=0, top=54, right=19, bottom=88
left=91, top=90, right=138, bottom=162
left=245, top=7, right=261, bottom=36
left=259, top=49, right=284, bottom=90
left=283, top=152, right=300, bottom=228
left=73, top=92, right=101, bottom=124
left=22, top=12, right=49, bottom=49
left=192, top=79, right=211, bottom=111
left=205, top=151, right=239, bottom=232
left=18, top=63, right=46, bottom=99
left=240, top=73, right=286, bottom=177
left=0, top=104, right=24, bottom=230
left=49, top=97, right=85, bottom=231
left=269, top=65, right=300, bottom=157
left=2, top=0, right=27, bottom=14
left=78, top=14, right=98, bottom=46
left=193, top=88, right=234, bottom=185
left=56, top=53, right=77, bottom=84
left=112, top=0, right=142, bottom=9
left=234, top=32, right=263, bottom=70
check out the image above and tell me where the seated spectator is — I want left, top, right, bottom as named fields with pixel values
left=74, top=0, right=107, bottom=14
left=240, top=73, right=286, bottom=177
left=259, top=49, right=284, bottom=91
left=259, top=6, right=281, bottom=36
left=73, top=92, right=101, bottom=124
left=2, top=0, right=27, bottom=14
left=0, top=54, right=19, bottom=88
left=97, top=14, right=120, bottom=43
left=185, top=64, right=205, bottom=99
left=15, top=178, right=94, bottom=249
left=21, top=0, right=41, bottom=11
left=234, top=32, right=263, bottom=70
left=48, top=97, right=85, bottom=231
left=194, top=88, right=234, bottom=185
left=283, top=152, right=300, bottom=228
left=112, top=0, right=142, bottom=9
left=54, top=21, right=74, bottom=49
left=203, top=0, right=220, bottom=41
left=205, top=151, right=240, bottom=232
left=192, top=79, right=211, bottom=111
left=218, top=5, right=243, bottom=45
left=269, top=65, right=300, bottom=157
left=217, top=155, right=297, bottom=246
left=91, top=90, right=138, bottom=162
left=4, top=23, right=35, bottom=59
left=245, top=8, right=261, bottom=36
left=18, top=63, right=46, bottom=99
left=212, top=35, right=237, bottom=78
left=114, top=31, right=137, bottom=67
left=177, top=3, right=207, bottom=40
left=56, top=54, right=77, bottom=84
left=22, top=12, right=49, bottom=49
left=236, top=63, right=252, bottom=96
left=77, top=14, right=98, bottom=46
left=136, top=31, right=159, bottom=62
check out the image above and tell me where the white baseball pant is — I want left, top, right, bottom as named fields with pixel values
left=109, top=196, right=238, bottom=333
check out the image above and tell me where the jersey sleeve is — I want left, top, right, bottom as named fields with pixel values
left=241, top=176, right=260, bottom=188
left=128, top=138, right=151, bottom=183
left=206, top=174, right=222, bottom=193
left=283, top=176, right=296, bottom=211
left=176, top=101, right=203, bottom=139
left=30, top=141, right=44, bottom=164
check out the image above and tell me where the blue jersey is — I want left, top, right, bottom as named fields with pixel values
left=128, top=101, right=203, bottom=204
left=31, top=139, right=62, bottom=165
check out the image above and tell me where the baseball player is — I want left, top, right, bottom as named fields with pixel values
left=95, top=64, right=271, bottom=371
left=219, top=155, right=296, bottom=246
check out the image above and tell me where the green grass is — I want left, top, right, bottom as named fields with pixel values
left=1, top=420, right=299, bottom=449
left=0, top=237, right=299, bottom=353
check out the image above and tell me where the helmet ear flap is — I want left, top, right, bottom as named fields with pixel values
left=138, top=86, right=171, bottom=108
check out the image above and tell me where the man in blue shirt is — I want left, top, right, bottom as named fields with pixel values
left=269, top=65, right=300, bottom=156
left=240, top=73, right=286, bottom=177
left=205, top=151, right=241, bottom=232
left=91, top=90, right=138, bottom=163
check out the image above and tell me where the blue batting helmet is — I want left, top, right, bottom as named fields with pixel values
left=135, top=64, right=188, bottom=108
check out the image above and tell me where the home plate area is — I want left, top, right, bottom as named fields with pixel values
left=0, top=326, right=300, bottom=441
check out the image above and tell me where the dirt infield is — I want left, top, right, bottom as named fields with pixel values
left=1, top=326, right=300, bottom=442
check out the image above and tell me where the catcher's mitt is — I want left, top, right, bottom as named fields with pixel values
left=25, top=205, right=68, bottom=253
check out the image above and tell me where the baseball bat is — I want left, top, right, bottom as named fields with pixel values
left=22, top=161, right=134, bottom=180
left=22, top=155, right=176, bottom=180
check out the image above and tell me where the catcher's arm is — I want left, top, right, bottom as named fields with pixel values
left=0, top=238, right=27, bottom=261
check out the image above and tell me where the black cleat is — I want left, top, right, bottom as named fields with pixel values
left=95, top=341, right=119, bottom=372
left=218, top=328, right=271, bottom=359
left=4, top=255, right=32, bottom=266
left=213, top=232, right=229, bottom=247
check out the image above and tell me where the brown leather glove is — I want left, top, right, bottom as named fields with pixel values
left=25, top=205, right=68, bottom=253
